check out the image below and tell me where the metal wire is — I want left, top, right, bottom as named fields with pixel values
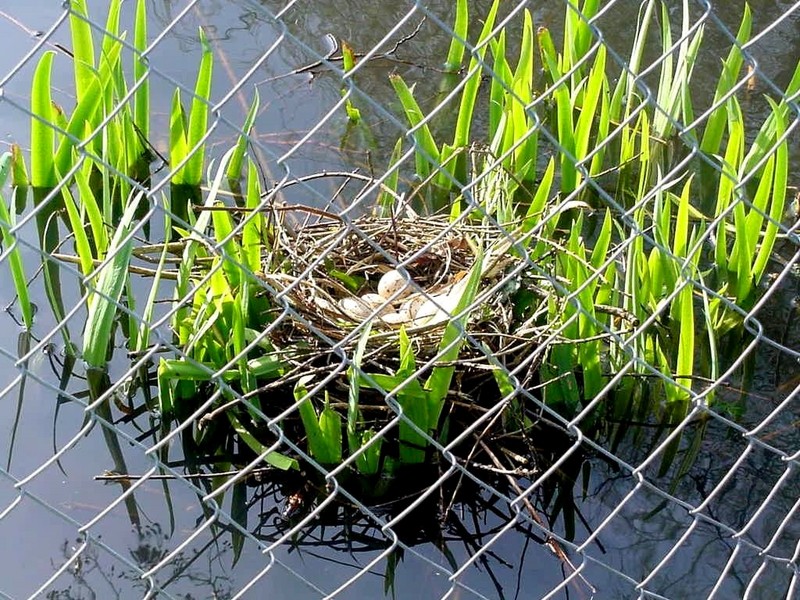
left=0, top=1, right=799, bottom=598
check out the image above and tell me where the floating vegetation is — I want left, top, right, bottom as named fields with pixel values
left=155, top=155, right=554, bottom=477
left=142, top=0, right=798, bottom=508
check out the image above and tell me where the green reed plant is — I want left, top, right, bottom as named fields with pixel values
left=537, top=27, right=578, bottom=195
left=68, top=0, right=95, bottom=102
left=171, top=27, right=214, bottom=186
left=82, top=190, right=143, bottom=369
left=26, top=4, right=222, bottom=361
left=346, top=324, right=383, bottom=475
left=295, top=376, right=342, bottom=465
left=659, top=178, right=704, bottom=401
left=25, top=1, right=224, bottom=368
left=387, top=0, right=601, bottom=202
left=28, top=0, right=213, bottom=200
left=376, top=138, right=403, bottom=217
left=609, top=157, right=707, bottom=405
left=385, top=327, right=432, bottom=465
left=387, top=0, right=501, bottom=200
left=445, top=0, right=501, bottom=183
left=378, top=0, right=797, bottom=436
left=708, top=96, right=790, bottom=329
left=131, top=203, right=171, bottom=355
left=157, top=153, right=295, bottom=470
left=30, top=52, right=56, bottom=189
left=561, top=0, right=601, bottom=81
left=31, top=3, right=138, bottom=362
left=10, top=145, right=28, bottom=189
left=133, top=0, right=149, bottom=145
left=540, top=210, right=610, bottom=413
left=0, top=153, right=33, bottom=330
left=444, top=0, right=468, bottom=73
left=57, top=11, right=125, bottom=184
left=489, top=10, right=538, bottom=187
left=341, top=42, right=362, bottom=124
left=29, top=0, right=151, bottom=198
left=28, top=43, right=74, bottom=348
left=2, top=152, right=36, bottom=474
left=21, top=0, right=304, bottom=501
left=59, top=173, right=95, bottom=278
left=226, top=91, right=260, bottom=182
left=651, top=0, right=703, bottom=143
left=699, top=6, right=751, bottom=162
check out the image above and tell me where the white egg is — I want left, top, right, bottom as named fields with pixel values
left=360, top=293, right=388, bottom=308
left=360, top=293, right=393, bottom=315
left=412, top=297, right=445, bottom=325
left=400, top=295, right=426, bottom=319
left=380, top=311, right=408, bottom=325
left=338, top=297, right=373, bottom=320
left=377, top=269, right=412, bottom=300
left=411, top=278, right=469, bottom=325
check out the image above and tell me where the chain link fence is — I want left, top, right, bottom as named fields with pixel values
left=1, top=1, right=800, bottom=598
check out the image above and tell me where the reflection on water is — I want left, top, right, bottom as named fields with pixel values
left=1, top=0, right=800, bottom=598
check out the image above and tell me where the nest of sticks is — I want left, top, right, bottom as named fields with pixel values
left=258, top=211, right=550, bottom=383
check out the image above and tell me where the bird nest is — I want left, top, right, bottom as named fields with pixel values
left=259, top=212, right=549, bottom=377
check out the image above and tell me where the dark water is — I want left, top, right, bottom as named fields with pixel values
left=1, top=1, right=800, bottom=598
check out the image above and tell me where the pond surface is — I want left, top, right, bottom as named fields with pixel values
left=1, top=1, right=800, bottom=598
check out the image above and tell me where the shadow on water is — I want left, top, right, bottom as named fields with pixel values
left=87, top=401, right=602, bottom=599
left=86, top=367, right=142, bottom=530
left=6, top=331, right=31, bottom=472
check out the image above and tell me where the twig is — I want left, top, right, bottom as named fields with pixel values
left=478, top=439, right=597, bottom=599
left=254, top=17, right=428, bottom=85
left=51, top=253, right=179, bottom=280
left=95, top=467, right=276, bottom=482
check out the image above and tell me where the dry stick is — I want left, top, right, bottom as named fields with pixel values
left=95, top=467, right=276, bottom=482
left=314, top=172, right=357, bottom=227
left=51, top=252, right=179, bottom=279
left=441, top=397, right=511, bottom=521
left=477, top=439, right=596, bottom=599
left=255, top=17, right=429, bottom=85
left=194, top=170, right=405, bottom=217
left=446, top=387, right=585, bottom=586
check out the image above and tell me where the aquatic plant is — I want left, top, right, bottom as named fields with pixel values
left=0, top=152, right=32, bottom=331
left=9, top=0, right=797, bottom=533
left=381, top=0, right=794, bottom=424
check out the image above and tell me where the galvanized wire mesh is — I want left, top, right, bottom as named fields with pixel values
left=1, top=1, right=799, bottom=598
